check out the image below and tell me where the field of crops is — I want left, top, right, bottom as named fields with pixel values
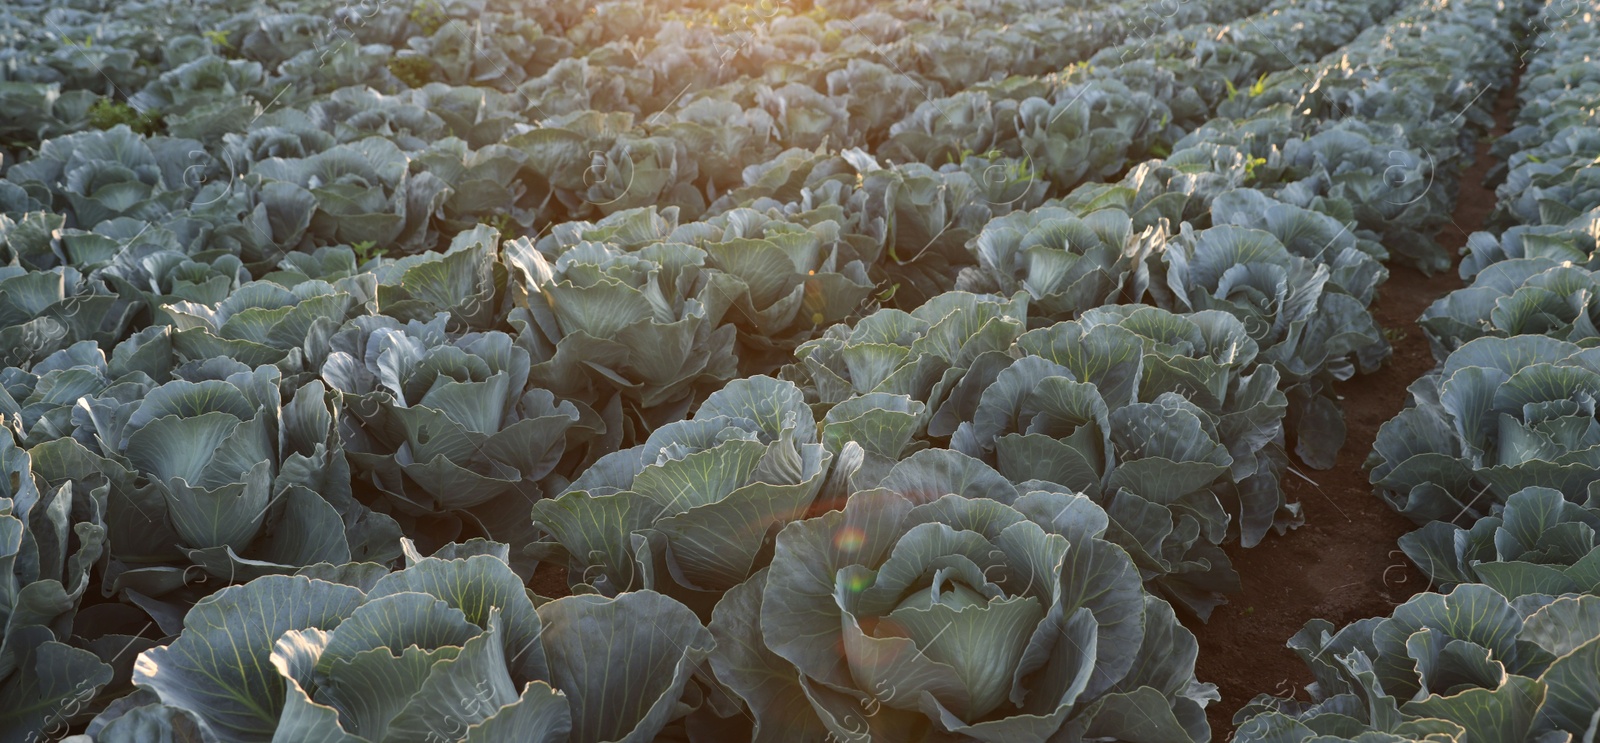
left=3, top=0, right=1599, bottom=740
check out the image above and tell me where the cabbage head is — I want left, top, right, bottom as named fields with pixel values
left=1370, top=335, right=1600, bottom=525
left=104, top=548, right=713, bottom=743
left=322, top=313, right=587, bottom=522
left=1399, top=485, right=1600, bottom=598
left=1233, top=584, right=1600, bottom=743
left=57, top=364, right=401, bottom=598
left=1419, top=258, right=1600, bottom=360
left=531, top=376, right=830, bottom=598
left=705, top=451, right=1216, bottom=742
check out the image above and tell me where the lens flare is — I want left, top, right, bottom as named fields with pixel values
left=835, top=526, right=866, bottom=553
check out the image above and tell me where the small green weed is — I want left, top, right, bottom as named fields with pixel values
left=203, top=30, right=233, bottom=50
left=87, top=99, right=162, bottom=136
left=1243, top=155, right=1268, bottom=183
left=388, top=55, right=435, bottom=88
left=410, top=0, right=449, bottom=35
left=351, top=240, right=385, bottom=265
left=479, top=213, right=516, bottom=237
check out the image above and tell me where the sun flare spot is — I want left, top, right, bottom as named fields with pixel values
left=835, top=527, right=867, bottom=554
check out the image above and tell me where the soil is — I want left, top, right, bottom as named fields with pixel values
left=530, top=560, right=573, bottom=599
left=1186, top=76, right=1524, bottom=737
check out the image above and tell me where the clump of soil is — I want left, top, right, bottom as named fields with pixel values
left=1187, top=76, right=1522, bottom=737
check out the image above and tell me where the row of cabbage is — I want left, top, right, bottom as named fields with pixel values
left=0, top=0, right=1278, bottom=316
left=513, top=0, right=1270, bottom=130
left=1110, top=0, right=1521, bottom=466
left=1, top=0, right=1264, bottom=156
left=706, top=0, right=1409, bottom=305
left=1226, top=2, right=1600, bottom=740
left=9, top=0, right=1132, bottom=128
left=876, top=0, right=1402, bottom=189
left=1372, top=0, right=1600, bottom=527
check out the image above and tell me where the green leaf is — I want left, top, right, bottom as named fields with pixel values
left=367, top=555, right=550, bottom=685
left=0, top=635, right=113, bottom=742
left=382, top=613, right=520, bottom=743
left=1402, top=675, right=1546, bottom=743
left=1539, top=635, right=1600, bottom=739
left=538, top=591, right=713, bottom=743
left=880, top=595, right=1044, bottom=721
left=133, top=576, right=366, bottom=743
left=708, top=570, right=830, bottom=743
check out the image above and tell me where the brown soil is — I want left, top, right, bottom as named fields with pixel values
left=1187, top=77, right=1523, bottom=738
left=530, top=559, right=574, bottom=600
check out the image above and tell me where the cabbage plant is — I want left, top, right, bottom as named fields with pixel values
left=730, top=151, right=1039, bottom=309
left=1012, top=79, right=1173, bottom=191
left=304, top=87, right=450, bottom=151
left=653, top=99, right=780, bottom=195
left=783, top=291, right=1029, bottom=472
left=126, top=55, right=266, bottom=142
left=1278, top=121, right=1456, bottom=276
left=152, top=272, right=373, bottom=384
left=706, top=451, right=1216, bottom=742
left=1209, top=188, right=1389, bottom=302
left=1370, top=335, right=1600, bottom=526
left=530, top=376, right=830, bottom=598
left=1496, top=137, right=1600, bottom=230
left=322, top=313, right=587, bottom=527
left=0, top=341, right=129, bottom=447
left=866, top=159, right=1041, bottom=307
left=366, top=224, right=506, bottom=331
left=406, top=137, right=548, bottom=234
left=249, top=137, right=449, bottom=253
left=103, top=549, right=713, bottom=743
left=1459, top=223, right=1598, bottom=280
left=1232, top=584, right=1600, bottom=743
left=786, top=291, right=1029, bottom=405
left=0, top=265, right=133, bottom=369
left=955, top=206, right=1160, bottom=320
left=0, top=212, right=64, bottom=269
left=536, top=206, right=875, bottom=369
left=1154, top=224, right=1387, bottom=468
left=1072, top=304, right=1291, bottom=534
left=4, top=126, right=195, bottom=230
left=1419, top=258, right=1600, bottom=360
left=0, top=81, right=82, bottom=145
left=1400, top=486, right=1600, bottom=598
left=98, top=239, right=252, bottom=315
left=944, top=312, right=1277, bottom=615
left=0, top=428, right=113, bottom=742
left=686, top=208, right=875, bottom=365
left=60, top=364, right=400, bottom=599
left=503, top=217, right=741, bottom=441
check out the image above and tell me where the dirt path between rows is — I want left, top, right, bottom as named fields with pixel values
left=1187, top=76, right=1524, bottom=738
